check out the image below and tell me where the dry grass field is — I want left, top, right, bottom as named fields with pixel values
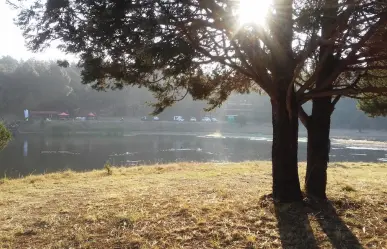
left=0, top=162, right=386, bottom=248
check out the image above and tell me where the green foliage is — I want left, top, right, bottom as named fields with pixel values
left=358, top=96, right=387, bottom=117
left=357, top=67, right=387, bottom=118
left=0, top=123, right=12, bottom=151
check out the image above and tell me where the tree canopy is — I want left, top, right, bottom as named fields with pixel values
left=11, top=0, right=387, bottom=113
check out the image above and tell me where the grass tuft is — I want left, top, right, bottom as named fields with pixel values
left=103, top=162, right=113, bottom=175
left=342, top=184, right=356, bottom=192
left=0, top=173, right=8, bottom=185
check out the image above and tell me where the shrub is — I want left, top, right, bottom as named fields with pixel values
left=0, top=123, right=12, bottom=151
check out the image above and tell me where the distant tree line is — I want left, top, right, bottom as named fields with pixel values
left=0, top=56, right=386, bottom=129
left=0, top=56, right=209, bottom=120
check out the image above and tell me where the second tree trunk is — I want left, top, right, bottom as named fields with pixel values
left=305, top=97, right=332, bottom=199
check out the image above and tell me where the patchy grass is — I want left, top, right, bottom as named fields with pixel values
left=0, top=162, right=386, bottom=249
left=342, top=184, right=356, bottom=192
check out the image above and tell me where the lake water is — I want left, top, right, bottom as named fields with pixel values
left=1, top=133, right=387, bottom=178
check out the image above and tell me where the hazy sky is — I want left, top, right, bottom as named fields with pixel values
left=0, top=0, right=74, bottom=61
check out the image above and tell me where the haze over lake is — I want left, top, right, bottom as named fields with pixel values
left=1, top=133, right=386, bottom=178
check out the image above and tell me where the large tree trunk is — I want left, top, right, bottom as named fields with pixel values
left=268, top=0, right=301, bottom=202
left=271, top=90, right=303, bottom=202
left=305, top=98, right=332, bottom=199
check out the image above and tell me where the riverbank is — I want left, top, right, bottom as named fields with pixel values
left=1, top=162, right=386, bottom=248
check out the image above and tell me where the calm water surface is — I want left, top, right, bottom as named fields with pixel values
left=1, top=134, right=386, bottom=177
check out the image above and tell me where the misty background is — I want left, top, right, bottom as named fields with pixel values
left=0, top=56, right=386, bottom=130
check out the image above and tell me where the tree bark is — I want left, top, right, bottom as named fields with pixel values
left=271, top=89, right=303, bottom=202
left=305, top=0, right=338, bottom=200
left=268, top=0, right=301, bottom=202
left=305, top=97, right=332, bottom=199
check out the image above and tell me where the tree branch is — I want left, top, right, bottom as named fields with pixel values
left=330, top=95, right=341, bottom=114
left=304, top=86, right=387, bottom=100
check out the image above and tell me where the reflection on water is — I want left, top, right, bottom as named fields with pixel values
left=0, top=134, right=386, bottom=178
left=346, top=146, right=387, bottom=151
left=23, top=140, right=28, bottom=157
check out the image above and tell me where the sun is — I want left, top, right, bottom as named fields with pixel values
left=238, top=0, right=271, bottom=26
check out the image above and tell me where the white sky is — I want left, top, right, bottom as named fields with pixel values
left=0, top=0, right=75, bottom=61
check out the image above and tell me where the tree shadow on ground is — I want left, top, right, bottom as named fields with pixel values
left=272, top=197, right=364, bottom=249
left=274, top=202, right=319, bottom=249
left=313, top=200, right=364, bottom=249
